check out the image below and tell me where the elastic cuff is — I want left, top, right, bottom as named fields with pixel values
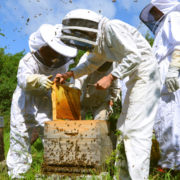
left=111, top=70, right=123, bottom=80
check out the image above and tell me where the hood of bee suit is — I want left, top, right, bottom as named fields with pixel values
left=29, top=24, right=77, bottom=58
left=140, top=0, right=180, bottom=34
left=151, top=0, right=180, bottom=15
left=61, top=9, right=106, bottom=52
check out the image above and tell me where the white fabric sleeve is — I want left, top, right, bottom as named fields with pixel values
left=17, top=54, right=40, bottom=90
left=71, top=52, right=90, bottom=89
left=104, top=21, right=141, bottom=79
left=107, top=62, right=121, bottom=102
left=165, top=12, right=180, bottom=52
left=163, top=12, right=180, bottom=68
left=72, top=53, right=106, bottom=79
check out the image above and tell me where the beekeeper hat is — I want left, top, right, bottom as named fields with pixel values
left=151, top=0, right=180, bottom=15
left=61, top=9, right=103, bottom=51
left=29, top=24, right=77, bottom=58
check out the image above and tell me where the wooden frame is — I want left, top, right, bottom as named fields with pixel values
left=52, top=83, right=81, bottom=120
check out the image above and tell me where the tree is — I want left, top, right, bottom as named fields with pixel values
left=145, top=32, right=154, bottom=47
left=0, top=28, right=5, bottom=37
left=69, top=50, right=85, bottom=70
left=0, top=48, right=24, bottom=113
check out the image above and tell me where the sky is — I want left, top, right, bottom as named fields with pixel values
left=0, top=0, right=152, bottom=54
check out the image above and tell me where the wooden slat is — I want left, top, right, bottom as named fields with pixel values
left=51, top=84, right=81, bottom=120
left=44, top=120, right=109, bottom=139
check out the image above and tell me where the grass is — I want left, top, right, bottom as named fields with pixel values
left=0, top=112, right=44, bottom=180
left=1, top=109, right=180, bottom=179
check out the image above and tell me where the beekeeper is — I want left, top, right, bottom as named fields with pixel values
left=72, top=52, right=121, bottom=120
left=6, top=24, right=77, bottom=179
left=140, top=0, right=180, bottom=171
left=55, top=9, right=161, bottom=180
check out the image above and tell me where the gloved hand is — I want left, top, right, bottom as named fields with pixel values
left=38, top=75, right=53, bottom=90
left=165, top=65, right=179, bottom=92
left=26, top=74, right=53, bottom=90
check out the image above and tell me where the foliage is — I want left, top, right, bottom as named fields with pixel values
left=0, top=48, right=24, bottom=114
left=0, top=33, right=5, bottom=37
left=69, top=50, right=85, bottom=70
left=145, top=32, right=154, bottom=47
left=0, top=28, right=5, bottom=37
left=109, top=98, right=121, bottom=133
left=23, top=138, right=44, bottom=179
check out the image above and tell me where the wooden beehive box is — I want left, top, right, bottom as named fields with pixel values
left=43, top=84, right=113, bottom=174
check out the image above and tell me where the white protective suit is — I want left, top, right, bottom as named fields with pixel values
left=151, top=0, right=180, bottom=170
left=120, top=77, right=129, bottom=106
left=6, top=24, right=76, bottom=178
left=73, top=52, right=121, bottom=120
left=68, top=16, right=161, bottom=180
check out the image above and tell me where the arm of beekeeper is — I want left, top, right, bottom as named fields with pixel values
left=104, top=20, right=142, bottom=79
left=72, top=52, right=106, bottom=79
left=108, top=62, right=121, bottom=102
left=70, top=52, right=90, bottom=89
left=17, top=54, right=53, bottom=91
left=163, top=12, right=180, bottom=92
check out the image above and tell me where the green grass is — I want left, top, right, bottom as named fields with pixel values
left=0, top=112, right=44, bottom=180
left=1, top=110, right=180, bottom=179
left=23, top=138, right=44, bottom=180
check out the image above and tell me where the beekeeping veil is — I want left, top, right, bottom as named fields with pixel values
left=29, top=24, right=77, bottom=57
left=29, top=24, right=77, bottom=68
left=61, top=9, right=103, bottom=51
left=140, top=0, right=180, bottom=34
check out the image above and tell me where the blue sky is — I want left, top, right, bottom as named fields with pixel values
left=0, top=0, right=152, bottom=54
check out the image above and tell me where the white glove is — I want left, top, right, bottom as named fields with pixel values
left=26, top=74, right=53, bottom=90
left=38, top=75, right=53, bottom=90
left=165, top=65, right=179, bottom=92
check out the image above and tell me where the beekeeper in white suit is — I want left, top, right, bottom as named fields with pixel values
left=6, top=24, right=77, bottom=178
left=55, top=9, right=161, bottom=180
left=72, top=52, right=121, bottom=120
left=140, top=0, right=180, bottom=171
